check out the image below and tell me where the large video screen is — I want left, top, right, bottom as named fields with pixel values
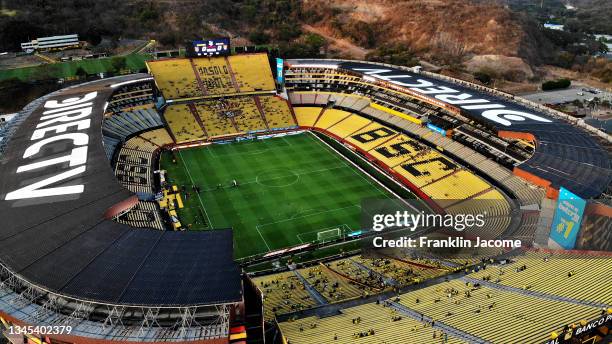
left=191, top=38, right=230, bottom=57
left=549, top=187, right=587, bottom=249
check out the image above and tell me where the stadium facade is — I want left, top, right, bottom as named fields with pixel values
left=0, top=52, right=610, bottom=344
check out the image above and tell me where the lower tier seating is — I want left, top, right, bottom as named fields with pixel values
left=398, top=279, right=601, bottom=343
left=251, top=272, right=317, bottom=320
left=115, top=147, right=154, bottom=194
left=468, top=251, right=612, bottom=305
left=279, top=302, right=466, bottom=344
left=164, top=104, right=207, bottom=143
left=139, top=128, right=174, bottom=147
left=258, top=96, right=296, bottom=129
left=116, top=201, right=165, bottom=230
left=165, top=96, right=296, bottom=142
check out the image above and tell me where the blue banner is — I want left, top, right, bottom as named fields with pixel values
left=426, top=123, right=446, bottom=136
left=276, top=58, right=284, bottom=84
left=550, top=187, right=586, bottom=249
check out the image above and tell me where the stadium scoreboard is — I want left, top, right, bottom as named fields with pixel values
left=190, top=38, right=230, bottom=57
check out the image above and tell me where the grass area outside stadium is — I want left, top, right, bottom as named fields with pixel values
left=160, top=132, right=416, bottom=259
left=0, top=53, right=151, bottom=81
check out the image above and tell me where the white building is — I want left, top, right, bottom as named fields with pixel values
left=21, top=34, right=79, bottom=52
left=543, top=23, right=565, bottom=31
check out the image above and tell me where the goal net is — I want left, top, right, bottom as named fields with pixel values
left=316, top=227, right=342, bottom=243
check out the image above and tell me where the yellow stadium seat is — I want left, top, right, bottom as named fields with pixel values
left=147, top=59, right=201, bottom=99
left=228, top=54, right=276, bottom=92
left=313, top=109, right=352, bottom=131
left=164, top=104, right=206, bottom=143
left=258, top=96, right=296, bottom=129
left=325, top=114, right=372, bottom=139
left=191, top=57, right=237, bottom=95
left=344, top=123, right=398, bottom=151
left=294, top=107, right=323, bottom=127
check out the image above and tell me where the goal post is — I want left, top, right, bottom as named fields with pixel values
left=316, top=227, right=342, bottom=243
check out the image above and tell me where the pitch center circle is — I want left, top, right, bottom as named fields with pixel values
left=256, top=169, right=299, bottom=187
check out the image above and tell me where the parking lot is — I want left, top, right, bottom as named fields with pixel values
left=523, top=85, right=611, bottom=105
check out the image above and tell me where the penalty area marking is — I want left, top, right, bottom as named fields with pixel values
left=296, top=223, right=351, bottom=243
left=255, top=204, right=361, bottom=250
left=255, top=225, right=271, bottom=252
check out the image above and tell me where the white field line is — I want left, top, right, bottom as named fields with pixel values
left=179, top=150, right=213, bottom=228
left=308, top=131, right=422, bottom=214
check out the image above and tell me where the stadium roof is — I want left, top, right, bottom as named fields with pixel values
left=0, top=75, right=241, bottom=307
left=288, top=59, right=612, bottom=199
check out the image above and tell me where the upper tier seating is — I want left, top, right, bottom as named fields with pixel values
left=106, top=82, right=155, bottom=114
left=102, top=109, right=164, bottom=141
left=103, top=136, right=121, bottom=161
left=147, top=59, right=200, bottom=99
left=228, top=54, right=276, bottom=92
left=147, top=53, right=276, bottom=100
left=191, top=57, right=237, bottom=95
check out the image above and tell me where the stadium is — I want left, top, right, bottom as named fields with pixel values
left=0, top=39, right=610, bottom=344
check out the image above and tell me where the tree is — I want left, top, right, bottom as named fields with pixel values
left=572, top=99, right=583, bottom=108
left=366, top=44, right=419, bottom=67
left=474, top=71, right=492, bottom=85
left=84, top=27, right=102, bottom=46
left=249, top=30, right=270, bottom=45
left=542, top=78, right=571, bottom=91
left=277, top=23, right=302, bottom=41
left=158, top=31, right=177, bottom=47
left=304, top=33, right=326, bottom=52
left=0, top=19, right=43, bottom=51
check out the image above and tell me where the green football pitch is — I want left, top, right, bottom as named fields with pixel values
left=160, top=132, right=406, bottom=259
